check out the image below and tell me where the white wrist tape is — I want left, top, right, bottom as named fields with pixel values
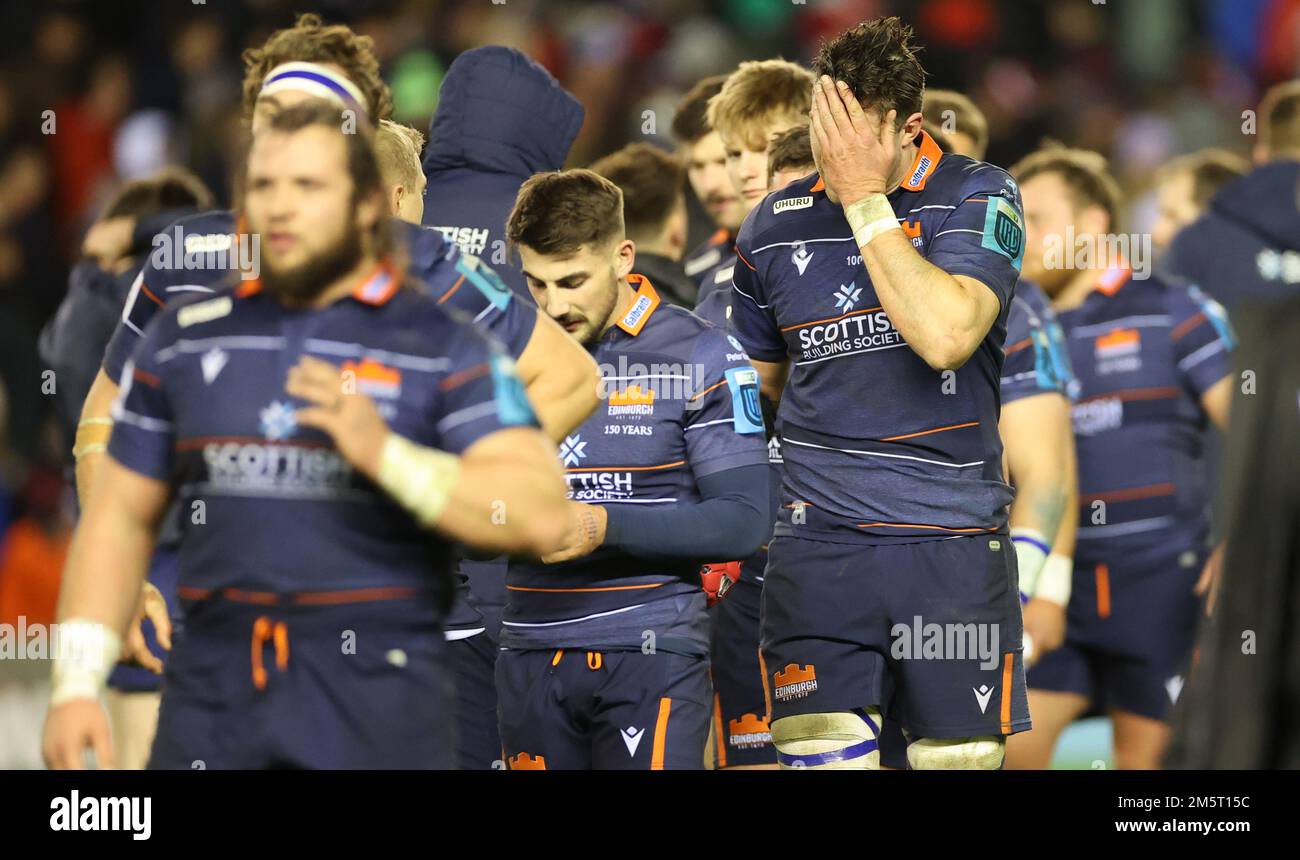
left=1011, top=527, right=1050, bottom=598
left=50, top=619, right=121, bottom=706
left=1034, top=553, right=1074, bottom=607
left=843, top=194, right=901, bottom=248
left=376, top=433, right=462, bottom=527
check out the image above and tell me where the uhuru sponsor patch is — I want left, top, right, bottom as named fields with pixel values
left=773, top=196, right=813, bottom=214
left=724, top=366, right=764, bottom=434
left=982, top=196, right=1024, bottom=268
left=489, top=354, right=536, bottom=426
left=177, top=296, right=232, bottom=328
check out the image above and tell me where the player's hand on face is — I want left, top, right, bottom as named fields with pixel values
left=43, top=699, right=115, bottom=770
left=288, top=356, right=390, bottom=481
left=809, top=75, right=898, bottom=205
left=1194, top=543, right=1224, bottom=616
left=121, top=581, right=171, bottom=674
left=540, top=501, right=607, bottom=564
left=1021, top=597, right=1066, bottom=664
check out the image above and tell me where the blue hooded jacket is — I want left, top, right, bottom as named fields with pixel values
left=422, top=46, right=585, bottom=301
left=1160, top=161, right=1300, bottom=311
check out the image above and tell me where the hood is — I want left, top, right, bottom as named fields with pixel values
left=424, top=46, right=584, bottom=178
left=1207, top=160, right=1300, bottom=251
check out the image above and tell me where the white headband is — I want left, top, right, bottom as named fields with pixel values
left=259, top=62, right=368, bottom=116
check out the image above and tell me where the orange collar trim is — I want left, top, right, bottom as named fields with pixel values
left=900, top=131, right=943, bottom=193
left=616, top=274, right=661, bottom=336
left=232, top=260, right=399, bottom=304
left=810, top=176, right=826, bottom=193
left=1095, top=263, right=1133, bottom=296
left=709, top=227, right=731, bottom=246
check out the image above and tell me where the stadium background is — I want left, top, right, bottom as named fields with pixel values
left=0, top=0, right=1295, bottom=768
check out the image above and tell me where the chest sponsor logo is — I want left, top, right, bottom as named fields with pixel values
left=773, top=663, right=818, bottom=702
left=436, top=226, right=489, bottom=257
left=773, top=195, right=813, bottom=214
left=608, top=384, right=655, bottom=417
left=833, top=282, right=862, bottom=312
left=200, top=347, right=228, bottom=384
left=1094, top=328, right=1142, bottom=375
left=558, top=434, right=588, bottom=467
left=791, top=242, right=814, bottom=275
left=342, top=358, right=402, bottom=400
left=203, top=400, right=353, bottom=495
left=712, top=265, right=735, bottom=285
left=259, top=400, right=298, bottom=441
left=178, top=296, right=233, bottom=328
left=1255, top=249, right=1300, bottom=284
left=1072, top=397, right=1123, bottom=436
left=797, top=306, right=901, bottom=361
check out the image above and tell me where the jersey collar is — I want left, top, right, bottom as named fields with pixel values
left=235, top=259, right=400, bottom=305
left=615, top=274, right=661, bottom=336
left=1094, top=261, right=1133, bottom=297
left=807, top=132, right=942, bottom=196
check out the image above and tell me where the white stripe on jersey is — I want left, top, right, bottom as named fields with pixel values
left=436, top=400, right=499, bottom=434
left=303, top=339, right=451, bottom=373
left=751, top=236, right=853, bottom=254
left=782, top=436, right=985, bottom=469
left=155, top=336, right=287, bottom=364
left=1177, top=339, right=1227, bottom=371
left=1068, top=316, right=1171, bottom=337
left=502, top=603, right=649, bottom=627
left=1076, top=515, right=1177, bottom=540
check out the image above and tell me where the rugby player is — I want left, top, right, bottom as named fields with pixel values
left=590, top=142, right=695, bottom=307
left=375, top=120, right=427, bottom=224
left=768, top=124, right=815, bottom=192
left=1150, top=148, right=1248, bottom=254
left=1161, top=80, right=1300, bottom=309
left=921, top=89, right=989, bottom=160
left=496, top=170, right=770, bottom=769
left=42, top=102, right=570, bottom=769
left=672, top=76, right=747, bottom=296
left=1005, top=145, right=1233, bottom=770
left=730, top=18, right=1030, bottom=770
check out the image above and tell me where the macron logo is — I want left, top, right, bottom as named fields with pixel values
left=773, top=196, right=813, bottom=214
left=621, top=726, right=645, bottom=757
left=791, top=243, right=814, bottom=275
left=973, top=684, right=995, bottom=714
left=201, top=347, right=228, bottom=384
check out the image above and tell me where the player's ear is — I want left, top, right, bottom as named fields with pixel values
left=901, top=111, right=925, bottom=140
left=613, top=238, right=636, bottom=279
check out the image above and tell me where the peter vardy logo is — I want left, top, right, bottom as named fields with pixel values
left=791, top=242, right=814, bottom=275
left=833, top=282, right=862, bottom=312
left=259, top=400, right=298, bottom=441
left=559, top=434, right=587, bottom=467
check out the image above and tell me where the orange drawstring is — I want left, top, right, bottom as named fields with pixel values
left=251, top=617, right=290, bottom=690
left=587, top=651, right=603, bottom=671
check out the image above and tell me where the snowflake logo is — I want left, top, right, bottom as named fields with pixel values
left=559, top=434, right=587, bottom=467
left=833, top=282, right=862, bottom=312
left=259, top=400, right=298, bottom=441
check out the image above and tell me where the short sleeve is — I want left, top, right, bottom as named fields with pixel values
left=1001, top=296, right=1075, bottom=403
left=434, top=325, right=539, bottom=455
left=107, top=313, right=177, bottom=481
left=927, top=178, right=1024, bottom=314
left=1168, top=284, right=1235, bottom=398
left=729, top=221, right=786, bottom=363
left=103, top=269, right=165, bottom=384
left=682, top=327, right=769, bottom=480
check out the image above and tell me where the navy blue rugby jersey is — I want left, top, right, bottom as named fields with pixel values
left=102, top=211, right=535, bottom=384
left=107, top=263, right=537, bottom=606
left=729, top=131, right=1025, bottom=543
left=1058, top=265, right=1233, bottom=565
left=502, top=274, right=768, bottom=653
left=1002, top=278, right=1076, bottom=403
left=686, top=227, right=738, bottom=299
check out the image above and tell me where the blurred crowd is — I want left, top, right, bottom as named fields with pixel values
left=0, top=0, right=1296, bottom=632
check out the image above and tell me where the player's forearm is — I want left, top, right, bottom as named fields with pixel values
left=517, top=311, right=602, bottom=442
left=73, top=369, right=121, bottom=504
left=751, top=358, right=789, bottom=404
left=859, top=229, right=986, bottom=370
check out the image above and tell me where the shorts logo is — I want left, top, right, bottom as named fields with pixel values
left=728, top=713, right=773, bottom=749
left=1165, top=675, right=1184, bottom=704
left=773, top=196, right=813, bottom=214
left=508, top=752, right=547, bottom=770
left=559, top=434, right=588, bottom=467
left=774, top=663, right=818, bottom=701
left=620, top=726, right=645, bottom=756
left=973, top=684, right=995, bottom=714
left=342, top=358, right=401, bottom=400
left=259, top=400, right=298, bottom=441
left=833, top=282, right=862, bottom=312
left=791, top=242, right=814, bottom=275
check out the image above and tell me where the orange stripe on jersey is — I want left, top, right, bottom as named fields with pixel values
left=506, top=582, right=667, bottom=594
left=132, top=367, right=163, bottom=388
left=1170, top=311, right=1207, bottom=341
left=437, top=274, right=465, bottom=305
left=880, top=421, right=978, bottom=442
left=1076, top=386, right=1180, bottom=404
left=999, top=653, right=1014, bottom=734
left=781, top=306, right=883, bottom=332
left=712, top=693, right=727, bottom=769
left=735, top=247, right=757, bottom=272
left=1095, top=564, right=1111, bottom=618
left=140, top=282, right=165, bottom=307
left=1004, top=337, right=1033, bottom=355
left=758, top=648, right=773, bottom=725
left=688, top=379, right=727, bottom=402
left=439, top=361, right=489, bottom=392
left=565, top=460, right=685, bottom=473
left=651, top=698, right=673, bottom=770
left=1082, top=483, right=1175, bottom=504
